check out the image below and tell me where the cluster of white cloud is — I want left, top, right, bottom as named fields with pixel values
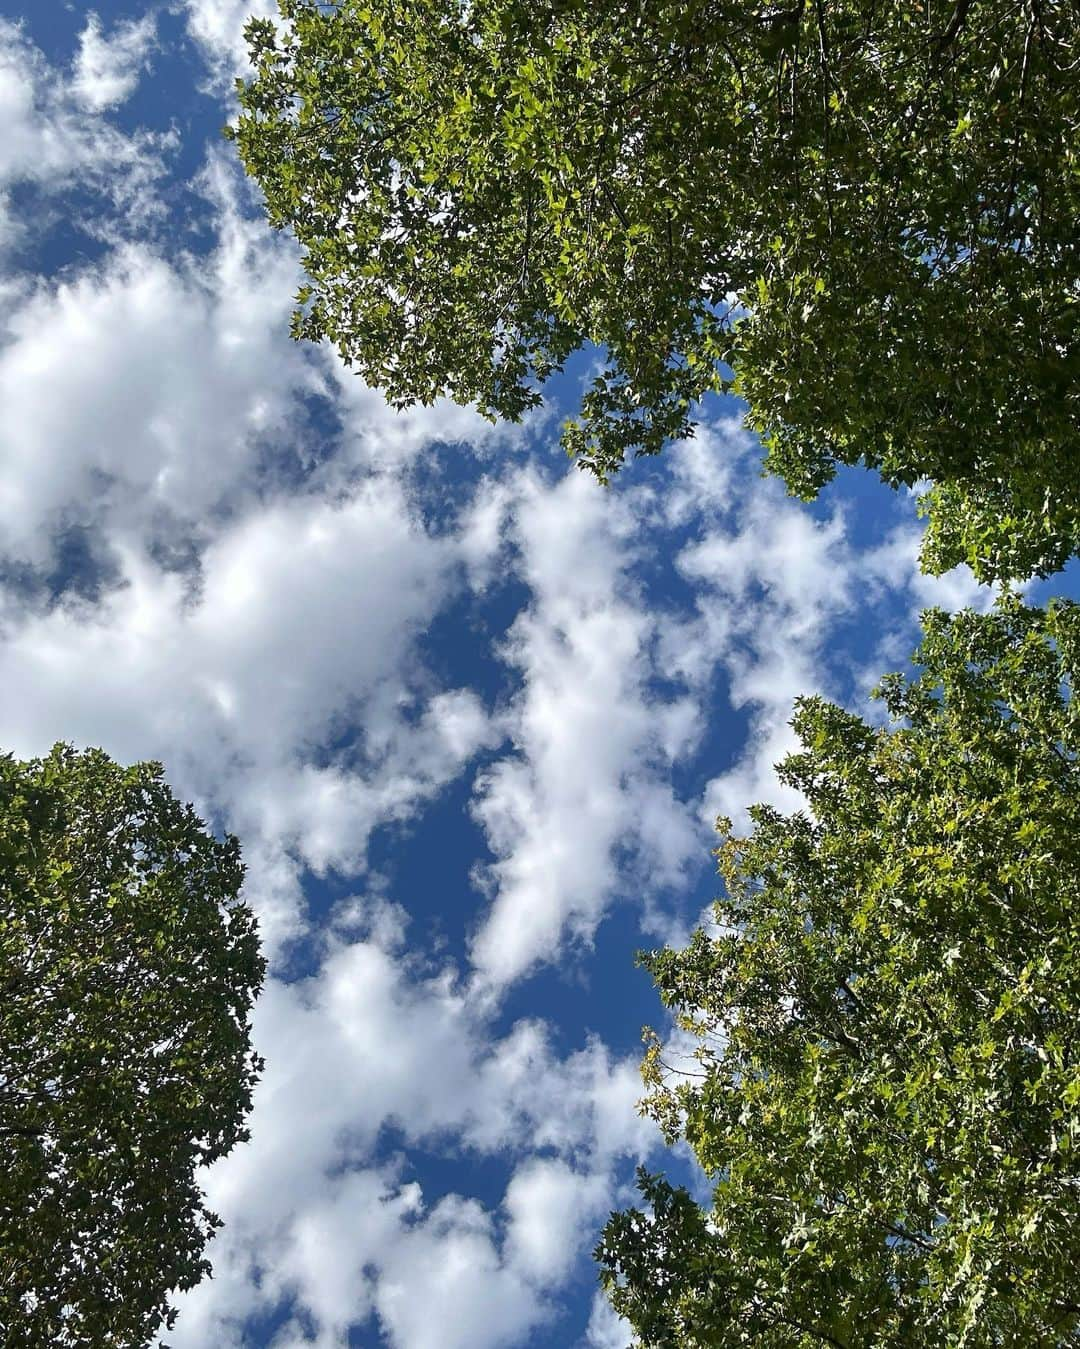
left=184, top=0, right=280, bottom=86
left=71, top=10, right=156, bottom=112
left=0, top=12, right=995, bottom=1348
left=0, top=479, right=494, bottom=955
left=654, top=417, right=991, bottom=833
left=0, top=15, right=172, bottom=255
left=169, top=905, right=655, bottom=1348
left=0, top=143, right=511, bottom=574
left=468, top=468, right=703, bottom=992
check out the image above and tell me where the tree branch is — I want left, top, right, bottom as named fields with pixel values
left=936, top=0, right=973, bottom=53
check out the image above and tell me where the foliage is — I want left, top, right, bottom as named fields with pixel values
left=596, top=598, right=1080, bottom=1345
left=0, top=746, right=264, bottom=1348
left=231, top=0, right=1080, bottom=581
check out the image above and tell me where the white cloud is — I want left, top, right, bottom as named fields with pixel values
left=0, top=18, right=170, bottom=251
left=184, top=0, right=281, bottom=85
left=468, top=469, right=703, bottom=992
left=0, top=480, right=490, bottom=954
left=371, top=1192, right=545, bottom=1349
left=72, top=11, right=156, bottom=112
left=0, top=243, right=300, bottom=563
left=163, top=919, right=656, bottom=1348
left=0, top=154, right=313, bottom=566
left=677, top=481, right=856, bottom=827
left=648, top=427, right=972, bottom=833
left=461, top=415, right=984, bottom=992
left=863, top=520, right=993, bottom=616
left=0, top=146, right=527, bottom=576
left=504, top=1158, right=609, bottom=1285
left=659, top=414, right=740, bottom=529
left=585, top=1292, right=632, bottom=1349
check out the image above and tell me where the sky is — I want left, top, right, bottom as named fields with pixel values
left=2, top=5, right=1072, bottom=1348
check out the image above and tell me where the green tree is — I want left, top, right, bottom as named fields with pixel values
left=596, top=598, right=1080, bottom=1346
left=231, top=0, right=1080, bottom=581
left=0, top=746, right=264, bottom=1348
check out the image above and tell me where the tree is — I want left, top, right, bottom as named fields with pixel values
left=230, top=0, right=1080, bottom=582
left=596, top=598, right=1080, bottom=1346
left=0, top=746, right=265, bottom=1348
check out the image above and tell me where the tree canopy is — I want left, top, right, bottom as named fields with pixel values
left=0, top=746, right=264, bottom=1348
left=232, top=0, right=1080, bottom=581
left=596, top=598, right=1080, bottom=1345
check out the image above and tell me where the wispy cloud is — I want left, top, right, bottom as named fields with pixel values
left=72, top=10, right=157, bottom=112
left=0, top=18, right=171, bottom=253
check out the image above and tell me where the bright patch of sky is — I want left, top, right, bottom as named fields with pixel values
left=3, top=5, right=1074, bottom=1347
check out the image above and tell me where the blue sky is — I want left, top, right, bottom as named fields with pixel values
left=2, top=5, right=1071, bottom=1347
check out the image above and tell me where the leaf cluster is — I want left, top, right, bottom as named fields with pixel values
left=233, top=0, right=1080, bottom=579
left=0, top=746, right=265, bottom=1348
left=597, top=599, right=1080, bottom=1345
